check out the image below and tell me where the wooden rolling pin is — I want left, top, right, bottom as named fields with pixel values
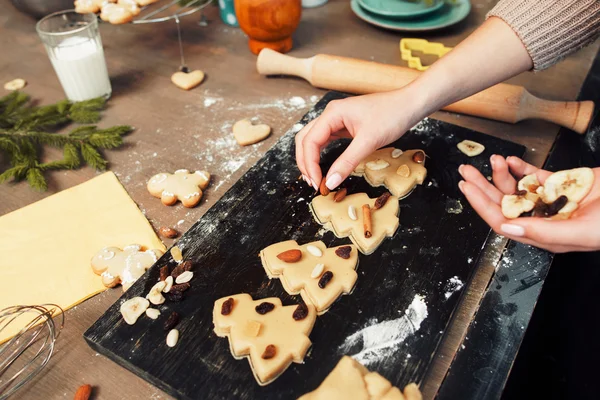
left=257, top=49, right=594, bottom=134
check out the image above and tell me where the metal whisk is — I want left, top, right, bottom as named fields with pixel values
left=0, top=305, right=64, bottom=399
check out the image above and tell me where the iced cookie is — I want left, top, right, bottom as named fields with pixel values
left=298, top=356, right=422, bottom=400
left=147, top=169, right=210, bottom=208
left=310, top=191, right=399, bottom=255
left=91, top=245, right=164, bottom=291
left=260, top=240, right=359, bottom=314
left=213, top=294, right=317, bottom=386
left=352, top=148, right=427, bottom=199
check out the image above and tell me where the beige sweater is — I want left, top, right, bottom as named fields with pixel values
left=487, top=0, right=600, bottom=70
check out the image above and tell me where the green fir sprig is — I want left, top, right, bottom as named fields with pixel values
left=0, top=91, right=132, bottom=191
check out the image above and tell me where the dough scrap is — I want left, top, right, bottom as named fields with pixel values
left=91, top=244, right=163, bottom=291
left=260, top=240, right=359, bottom=314
left=310, top=192, right=399, bottom=255
left=213, top=294, right=317, bottom=385
left=298, top=356, right=423, bottom=400
left=353, top=148, right=427, bottom=199
left=147, top=169, right=210, bottom=208
left=171, top=70, right=205, bottom=91
left=233, top=119, right=272, bottom=146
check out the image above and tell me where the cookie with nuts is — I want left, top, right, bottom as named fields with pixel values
left=311, top=191, right=399, bottom=255
left=147, top=169, right=210, bottom=208
left=91, top=244, right=164, bottom=291
left=260, top=240, right=358, bottom=314
left=213, top=294, right=317, bottom=386
left=352, top=148, right=427, bottom=199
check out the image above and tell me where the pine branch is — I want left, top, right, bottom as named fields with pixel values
left=0, top=92, right=132, bottom=190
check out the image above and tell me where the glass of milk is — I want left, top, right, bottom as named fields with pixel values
left=36, top=11, right=112, bottom=102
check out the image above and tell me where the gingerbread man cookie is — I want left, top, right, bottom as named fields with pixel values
left=352, top=148, right=427, bottom=199
left=91, top=244, right=164, bottom=291
left=260, top=240, right=359, bottom=314
left=310, top=191, right=399, bottom=255
left=213, top=294, right=317, bottom=386
left=299, top=356, right=423, bottom=400
left=147, top=169, right=210, bottom=208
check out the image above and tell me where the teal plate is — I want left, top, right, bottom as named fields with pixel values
left=351, top=0, right=471, bottom=32
left=358, top=0, right=445, bottom=18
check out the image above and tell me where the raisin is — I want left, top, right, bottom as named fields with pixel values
left=255, top=302, right=275, bottom=315
left=221, top=297, right=234, bottom=315
left=170, top=282, right=190, bottom=294
left=292, top=303, right=309, bottom=321
left=164, top=292, right=184, bottom=302
left=335, top=246, right=352, bottom=259
left=261, top=344, right=277, bottom=360
left=171, top=263, right=186, bottom=279
left=181, top=260, right=194, bottom=272
left=514, top=190, right=528, bottom=196
left=318, top=271, right=334, bottom=289
left=159, top=265, right=170, bottom=282
left=373, top=192, right=392, bottom=210
left=412, top=150, right=425, bottom=164
left=532, top=199, right=551, bottom=218
left=547, top=195, right=569, bottom=216
left=164, top=311, right=180, bottom=331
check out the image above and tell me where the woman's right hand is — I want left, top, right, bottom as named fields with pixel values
left=295, top=89, right=425, bottom=191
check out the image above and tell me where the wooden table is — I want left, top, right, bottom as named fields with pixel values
left=1, top=1, right=598, bottom=398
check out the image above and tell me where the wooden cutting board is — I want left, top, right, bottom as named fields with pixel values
left=85, top=92, right=525, bottom=400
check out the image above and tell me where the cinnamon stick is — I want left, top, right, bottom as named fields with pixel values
left=362, top=204, right=372, bottom=238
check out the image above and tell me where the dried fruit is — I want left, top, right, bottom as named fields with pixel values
left=221, top=297, right=234, bottom=315
left=4, top=78, right=26, bottom=91
left=146, top=308, right=160, bottom=319
left=501, top=192, right=536, bottom=219
left=166, top=329, right=179, bottom=347
left=347, top=205, right=358, bottom=221
left=171, top=260, right=192, bottom=279
left=319, top=178, right=330, bottom=196
left=243, top=320, right=262, bottom=337
left=318, top=271, right=334, bottom=289
left=170, top=282, right=190, bottom=294
left=333, top=188, right=347, bottom=202
left=74, top=384, right=92, bottom=400
left=306, top=245, right=323, bottom=257
left=366, top=159, right=390, bottom=171
left=396, top=164, right=410, bottom=178
left=163, top=276, right=174, bottom=293
left=159, top=227, right=178, bottom=239
left=276, top=249, right=302, bottom=263
left=120, top=297, right=150, bottom=325
left=159, top=265, right=170, bottom=282
left=255, top=302, right=275, bottom=315
left=540, top=167, right=594, bottom=203
left=335, top=246, right=352, bottom=259
left=292, top=303, right=309, bottom=321
left=412, top=150, right=426, bottom=164
left=391, top=148, right=403, bottom=158
left=261, top=344, right=277, bottom=359
left=362, top=204, right=372, bottom=238
left=164, top=311, right=180, bottom=331
left=533, top=195, right=569, bottom=218
left=146, top=281, right=166, bottom=305
left=175, top=271, right=193, bottom=284
left=170, top=246, right=183, bottom=262
left=310, top=263, right=325, bottom=278
left=182, top=260, right=194, bottom=271
left=373, top=192, right=392, bottom=210
left=457, top=140, right=485, bottom=157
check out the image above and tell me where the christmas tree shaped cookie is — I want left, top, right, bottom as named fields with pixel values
left=310, top=191, right=399, bottom=255
left=299, top=356, right=422, bottom=400
left=213, top=294, right=317, bottom=386
left=353, top=148, right=427, bottom=199
left=260, top=240, right=359, bottom=314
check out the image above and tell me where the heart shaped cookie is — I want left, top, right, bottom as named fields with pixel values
left=171, top=70, right=205, bottom=90
left=233, top=119, right=271, bottom=146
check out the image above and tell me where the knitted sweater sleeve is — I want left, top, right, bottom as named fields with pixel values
left=487, top=0, right=600, bottom=71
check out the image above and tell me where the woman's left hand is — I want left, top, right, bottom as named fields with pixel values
left=458, top=155, right=600, bottom=253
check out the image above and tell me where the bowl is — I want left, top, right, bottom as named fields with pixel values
left=10, top=0, right=75, bottom=19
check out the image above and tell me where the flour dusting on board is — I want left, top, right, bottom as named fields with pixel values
left=443, top=276, right=464, bottom=299
left=339, top=294, right=428, bottom=366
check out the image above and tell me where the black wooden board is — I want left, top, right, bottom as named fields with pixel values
left=85, top=92, right=526, bottom=400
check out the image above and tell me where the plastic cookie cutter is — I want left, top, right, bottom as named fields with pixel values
left=400, top=38, right=453, bottom=71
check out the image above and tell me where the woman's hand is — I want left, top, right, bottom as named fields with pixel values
left=459, top=155, right=600, bottom=253
left=295, top=89, right=425, bottom=191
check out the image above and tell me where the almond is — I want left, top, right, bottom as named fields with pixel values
left=276, top=249, right=302, bottom=263
left=159, top=227, right=178, bottom=239
left=74, top=384, right=92, bottom=400
left=333, top=188, right=347, bottom=202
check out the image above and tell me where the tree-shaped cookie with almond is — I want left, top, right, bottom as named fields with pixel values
left=310, top=191, right=399, bottom=255
left=260, top=240, right=359, bottom=314
left=147, top=169, right=210, bottom=208
left=213, top=294, right=317, bottom=386
left=353, top=148, right=427, bottom=199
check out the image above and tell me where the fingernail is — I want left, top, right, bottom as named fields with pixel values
left=490, top=155, right=496, bottom=168
left=326, top=173, right=342, bottom=190
left=458, top=164, right=465, bottom=177
left=302, top=175, right=309, bottom=184
left=458, top=180, right=465, bottom=193
left=501, top=223, right=525, bottom=237
left=310, top=179, right=319, bottom=191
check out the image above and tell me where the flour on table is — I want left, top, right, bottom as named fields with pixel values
left=443, top=276, right=464, bottom=299
left=338, top=294, right=428, bottom=366
left=445, top=198, right=463, bottom=214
